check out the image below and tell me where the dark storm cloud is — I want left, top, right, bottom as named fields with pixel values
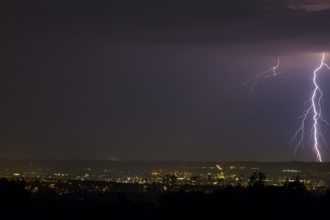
left=3, top=0, right=330, bottom=52
left=1, top=1, right=330, bottom=161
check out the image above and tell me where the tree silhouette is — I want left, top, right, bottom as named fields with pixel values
left=249, top=171, right=266, bottom=187
left=284, top=176, right=306, bottom=191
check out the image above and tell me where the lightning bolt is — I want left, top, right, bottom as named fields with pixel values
left=291, top=52, right=330, bottom=162
left=243, top=58, right=281, bottom=92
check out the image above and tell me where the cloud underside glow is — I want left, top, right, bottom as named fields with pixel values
left=288, top=0, right=330, bottom=11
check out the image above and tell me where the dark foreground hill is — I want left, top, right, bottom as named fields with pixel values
left=1, top=178, right=330, bottom=220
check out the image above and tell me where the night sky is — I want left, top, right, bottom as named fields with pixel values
left=1, top=0, right=330, bottom=161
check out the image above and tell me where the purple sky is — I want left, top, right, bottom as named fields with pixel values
left=1, top=0, right=330, bottom=161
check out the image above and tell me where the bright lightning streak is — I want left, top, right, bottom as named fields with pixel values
left=291, top=52, right=330, bottom=162
left=243, top=58, right=281, bottom=92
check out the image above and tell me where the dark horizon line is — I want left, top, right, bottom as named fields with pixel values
left=0, top=158, right=326, bottom=163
